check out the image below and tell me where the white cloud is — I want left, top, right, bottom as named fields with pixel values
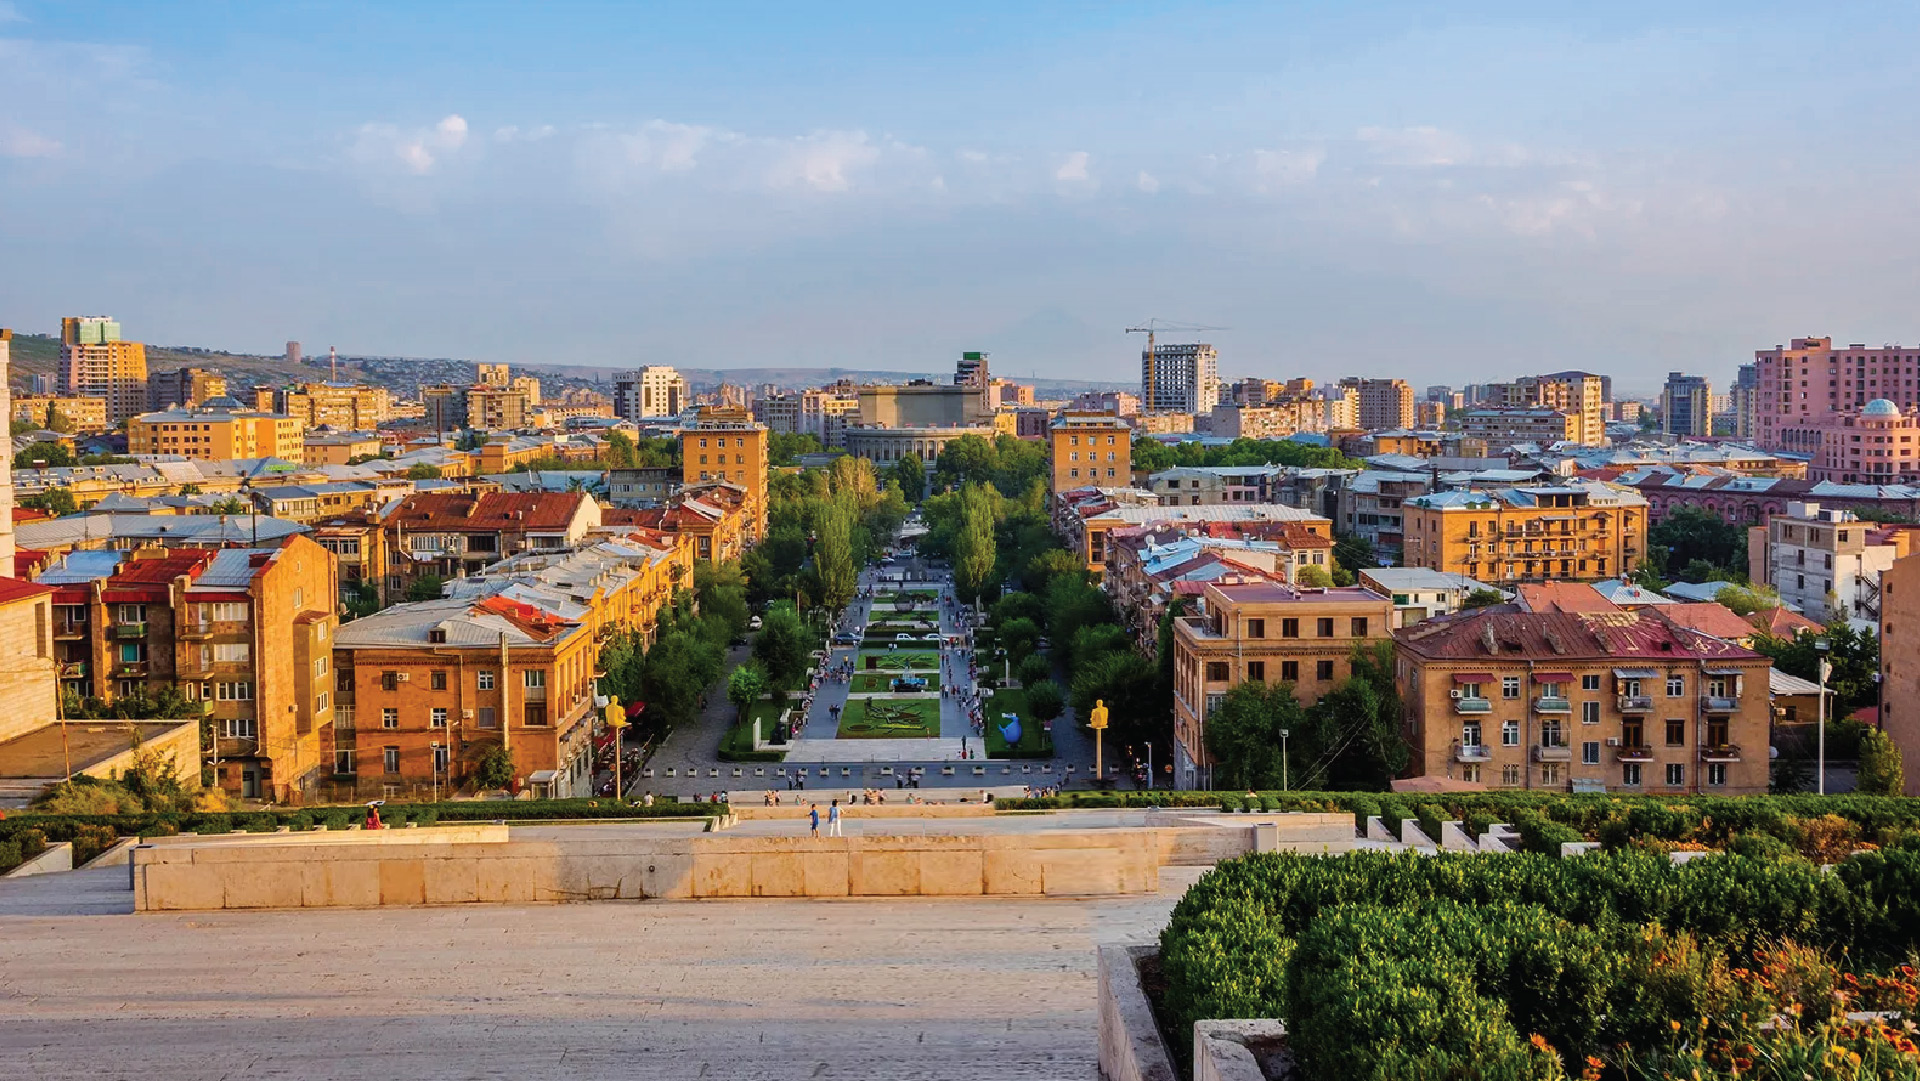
left=612, top=119, right=717, bottom=173
left=1252, top=148, right=1324, bottom=189
left=1136, top=171, right=1160, bottom=194
left=493, top=124, right=555, bottom=143
left=1055, top=151, right=1090, bottom=182
left=0, top=124, right=60, bottom=158
left=765, top=130, right=882, bottom=192
left=1356, top=125, right=1474, bottom=167
left=351, top=113, right=470, bottom=175
left=958, top=149, right=989, bottom=163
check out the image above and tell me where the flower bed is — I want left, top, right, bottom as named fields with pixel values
left=1158, top=844, right=1920, bottom=1080
left=856, top=649, right=940, bottom=672
left=836, top=697, right=940, bottom=739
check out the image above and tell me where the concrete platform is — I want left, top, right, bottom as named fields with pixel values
left=781, top=737, right=969, bottom=762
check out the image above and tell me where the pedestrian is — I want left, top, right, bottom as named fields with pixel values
left=827, top=799, right=843, bottom=837
left=809, top=803, right=820, bottom=838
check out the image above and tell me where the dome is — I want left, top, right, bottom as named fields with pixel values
left=1863, top=399, right=1902, bottom=418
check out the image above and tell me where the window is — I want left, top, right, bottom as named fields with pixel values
left=430, top=671, right=447, bottom=691
left=1540, top=719, right=1563, bottom=746
left=1705, top=763, right=1727, bottom=787
left=1540, top=763, right=1562, bottom=787
left=214, top=681, right=252, bottom=701
left=117, top=603, right=145, bottom=624
left=1621, top=763, right=1643, bottom=787
left=1316, top=617, right=1334, bottom=638
left=1665, top=719, right=1685, bottom=745
left=207, top=602, right=248, bottom=623
left=523, top=703, right=548, bottom=726
left=222, top=717, right=257, bottom=740
left=1246, top=618, right=1265, bottom=639
left=119, top=642, right=146, bottom=663
left=1501, top=720, right=1519, bottom=746
left=1666, top=676, right=1685, bottom=697
left=1281, top=618, right=1299, bottom=638
left=382, top=707, right=398, bottom=729
left=383, top=747, right=400, bottom=774
left=476, top=706, right=497, bottom=728
left=1316, top=659, right=1335, bottom=681
left=431, top=707, right=448, bottom=728
left=381, top=671, right=398, bottom=691
left=1500, top=764, right=1521, bottom=787
left=1461, top=763, right=1481, bottom=784
left=1665, top=763, right=1685, bottom=787
left=1462, top=721, right=1482, bottom=746
left=1280, top=660, right=1299, bottom=682
left=1581, top=700, right=1601, bottom=725
left=1204, top=661, right=1230, bottom=681
left=316, top=691, right=329, bottom=712
left=524, top=670, right=545, bottom=688
left=213, top=643, right=250, bottom=663
left=1502, top=677, right=1521, bottom=699
left=1246, top=661, right=1265, bottom=683
left=334, top=749, right=355, bottom=775
left=477, top=671, right=495, bottom=690
left=1350, top=617, right=1369, bottom=637
left=1581, top=674, right=1601, bottom=691
left=433, top=745, right=449, bottom=773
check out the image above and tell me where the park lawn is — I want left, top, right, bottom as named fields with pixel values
left=857, top=649, right=940, bottom=672
left=836, top=696, right=940, bottom=739
left=852, top=671, right=931, bottom=695
left=984, top=688, right=1054, bottom=759
left=719, top=701, right=791, bottom=762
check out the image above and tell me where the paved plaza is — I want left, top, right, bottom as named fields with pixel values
left=0, top=861, right=1205, bottom=1080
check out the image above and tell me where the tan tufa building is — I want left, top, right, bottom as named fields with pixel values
left=128, top=402, right=304, bottom=461
left=1400, top=482, right=1648, bottom=586
left=679, top=407, right=768, bottom=541
left=1048, top=412, right=1133, bottom=495
left=11, top=394, right=110, bottom=434
left=58, top=316, right=149, bottom=424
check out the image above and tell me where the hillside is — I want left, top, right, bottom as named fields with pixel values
left=5, top=333, right=335, bottom=392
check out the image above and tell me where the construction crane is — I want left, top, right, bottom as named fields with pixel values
left=1127, top=318, right=1227, bottom=411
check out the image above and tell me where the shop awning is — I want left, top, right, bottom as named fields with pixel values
left=1613, top=667, right=1659, bottom=679
left=1531, top=672, right=1575, bottom=683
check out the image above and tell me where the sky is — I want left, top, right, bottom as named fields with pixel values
left=5, top=2, right=1920, bottom=395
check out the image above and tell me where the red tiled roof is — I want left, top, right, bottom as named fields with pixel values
left=386, top=491, right=587, bottom=532
left=109, top=551, right=217, bottom=585
left=1515, top=582, right=1621, bottom=614
left=1752, top=606, right=1823, bottom=639
left=472, top=595, right=572, bottom=641
left=0, top=576, right=53, bottom=605
left=11, top=507, right=51, bottom=523
left=1658, top=602, right=1758, bottom=641
left=1397, top=608, right=1758, bottom=662
left=13, top=548, right=47, bottom=578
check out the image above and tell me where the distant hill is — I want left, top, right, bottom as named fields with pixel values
left=5, top=333, right=327, bottom=391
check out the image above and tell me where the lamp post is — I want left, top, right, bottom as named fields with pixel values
left=429, top=741, right=440, bottom=803
left=1815, top=638, right=1832, bottom=796
left=1280, top=728, right=1291, bottom=792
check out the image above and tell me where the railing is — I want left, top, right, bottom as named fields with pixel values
left=180, top=622, right=214, bottom=638
left=1453, top=696, right=1492, bottom=714
left=1699, top=744, right=1743, bottom=762
left=54, top=620, right=86, bottom=639
left=1453, top=741, right=1493, bottom=763
left=1615, top=744, right=1655, bottom=762
left=1531, top=743, right=1572, bottom=762
left=113, top=622, right=147, bottom=639
left=1701, top=695, right=1739, bottom=713
left=1533, top=696, right=1571, bottom=713
left=58, top=662, right=86, bottom=679
left=115, top=661, right=150, bottom=677
left=1617, top=695, right=1653, bottom=712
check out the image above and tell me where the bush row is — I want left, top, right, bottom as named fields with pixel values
left=1160, top=844, right=1920, bottom=1080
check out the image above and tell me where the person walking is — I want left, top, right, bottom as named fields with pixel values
left=827, top=799, right=843, bottom=837
left=809, top=803, right=820, bottom=839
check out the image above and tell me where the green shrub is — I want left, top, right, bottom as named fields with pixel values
left=240, top=813, right=277, bottom=833
left=0, top=839, right=20, bottom=872
left=285, top=812, right=314, bottom=832
left=1727, top=831, right=1795, bottom=860
left=415, top=808, right=438, bottom=827
left=16, top=827, right=47, bottom=860
left=195, top=815, right=231, bottom=835
left=324, top=811, right=352, bottom=831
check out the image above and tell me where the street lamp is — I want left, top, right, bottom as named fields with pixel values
left=429, top=741, right=440, bottom=803
left=1815, top=638, right=1833, bottom=796
left=1280, top=728, right=1291, bottom=792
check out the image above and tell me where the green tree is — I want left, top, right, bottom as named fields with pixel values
left=1025, top=679, right=1065, bottom=721
left=1302, top=641, right=1409, bottom=788
left=13, top=441, right=75, bottom=469
left=474, top=745, right=515, bottom=790
left=1858, top=728, right=1905, bottom=795
left=8, top=418, right=35, bottom=437
left=208, top=495, right=251, bottom=515
left=1069, top=650, right=1158, bottom=742
left=1130, top=436, right=1175, bottom=473
left=753, top=603, right=811, bottom=690
left=1462, top=588, right=1505, bottom=609
left=998, top=617, right=1042, bottom=665
left=1712, top=582, right=1780, bottom=616
left=1648, top=505, right=1747, bottom=579
left=343, top=581, right=381, bottom=619
left=1332, top=533, right=1377, bottom=577
left=953, top=482, right=999, bottom=605
left=44, top=403, right=73, bottom=433
left=1295, top=564, right=1335, bottom=588
left=1016, top=652, right=1052, bottom=688
left=406, top=462, right=442, bottom=480
left=891, top=452, right=926, bottom=501
left=694, top=559, right=751, bottom=637
left=406, top=574, right=446, bottom=601
left=933, top=433, right=998, bottom=490
left=768, top=431, right=823, bottom=466
left=727, top=662, right=767, bottom=721
left=1754, top=622, right=1880, bottom=714
left=1023, top=548, right=1086, bottom=595
left=21, top=488, right=77, bottom=516
left=814, top=498, right=858, bottom=611
left=1203, top=680, right=1307, bottom=790
left=604, top=429, right=640, bottom=469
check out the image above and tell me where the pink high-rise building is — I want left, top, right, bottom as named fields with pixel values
left=1755, top=337, right=1920, bottom=454
left=1810, top=399, right=1920, bottom=485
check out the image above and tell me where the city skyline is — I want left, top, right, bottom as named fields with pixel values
left=8, top=3, right=1920, bottom=389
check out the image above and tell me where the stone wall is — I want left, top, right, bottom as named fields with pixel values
left=133, top=827, right=1163, bottom=911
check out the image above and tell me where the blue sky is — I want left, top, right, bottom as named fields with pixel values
left=4, top=2, right=1920, bottom=393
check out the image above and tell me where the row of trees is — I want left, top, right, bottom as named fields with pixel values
left=1130, top=435, right=1362, bottom=474
left=594, top=560, right=751, bottom=740
left=740, top=456, right=911, bottom=613
left=1201, top=642, right=1408, bottom=791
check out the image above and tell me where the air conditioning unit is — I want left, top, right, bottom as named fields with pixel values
left=1449, top=689, right=1463, bottom=698
left=461, top=709, right=474, bottom=719
left=394, top=672, right=410, bottom=683
left=1605, top=737, right=1621, bottom=746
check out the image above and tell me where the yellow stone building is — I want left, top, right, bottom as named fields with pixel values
left=1048, top=412, right=1132, bottom=494
left=128, top=404, right=305, bottom=461
left=1400, top=482, right=1648, bottom=585
left=679, top=407, right=768, bottom=541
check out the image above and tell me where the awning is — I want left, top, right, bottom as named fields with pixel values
left=1703, top=667, right=1745, bottom=676
left=1613, top=667, right=1658, bottom=679
left=1531, top=672, right=1575, bottom=683
left=1452, top=672, right=1495, bottom=684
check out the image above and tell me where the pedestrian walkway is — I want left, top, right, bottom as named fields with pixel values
left=783, top=737, right=968, bottom=762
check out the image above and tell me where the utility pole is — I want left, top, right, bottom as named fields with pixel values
left=1815, top=637, right=1832, bottom=795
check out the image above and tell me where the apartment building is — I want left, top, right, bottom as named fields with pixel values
left=147, top=367, right=227, bottom=411
left=1170, top=580, right=1393, bottom=788
left=0, top=577, right=57, bottom=742
left=1057, top=495, right=1329, bottom=577
left=42, top=538, right=338, bottom=802
left=614, top=366, right=690, bottom=420
left=1048, top=412, right=1133, bottom=495
left=1457, top=408, right=1581, bottom=448
left=1661, top=372, right=1714, bottom=438
left=1877, top=550, right=1920, bottom=795
left=312, top=510, right=390, bottom=607
left=128, top=403, right=304, bottom=461
left=1206, top=397, right=1323, bottom=439
left=11, top=394, right=109, bottom=433
left=273, top=382, right=394, bottom=430
left=1337, top=470, right=1434, bottom=558
left=1809, top=399, right=1920, bottom=484
left=303, top=429, right=383, bottom=465
left=446, top=534, right=695, bottom=648
left=332, top=594, right=599, bottom=800
left=380, top=491, right=603, bottom=598
left=1485, top=371, right=1607, bottom=446
left=1141, top=342, right=1219, bottom=414
left=466, top=385, right=534, bottom=430
left=610, top=482, right=753, bottom=563
left=58, top=316, right=149, bottom=424
left=1753, top=501, right=1916, bottom=624
left=1754, top=336, right=1920, bottom=454
left=1400, top=482, right=1648, bottom=585
left=1358, top=567, right=1499, bottom=628
left=1395, top=608, right=1770, bottom=795
left=1341, top=378, right=1415, bottom=430
left=1146, top=466, right=1283, bottom=506
left=679, top=406, right=768, bottom=541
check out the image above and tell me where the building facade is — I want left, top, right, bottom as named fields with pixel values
left=614, top=366, right=689, bottom=420
left=1753, top=337, right=1920, bottom=454
left=1754, top=501, right=1914, bottom=624
left=58, top=316, right=149, bottom=424
left=1400, top=483, right=1648, bottom=585
left=128, top=404, right=304, bottom=461
left=1342, top=378, right=1415, bottom=431
left=678, top=406, right=768, bottom=541
left=1048, top=412, right=1133, bottom=494
left=1661, top=372, right=1714, bottom=438
left=1141, top=342, right=1219, bottom=415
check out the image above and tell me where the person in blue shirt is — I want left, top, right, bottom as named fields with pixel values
left=827, top=799, right=842, bottom=837
left=809, top=803, right=820, bottom=838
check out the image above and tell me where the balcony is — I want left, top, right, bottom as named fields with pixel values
left=58, top=662, right=87, bottom=679
left=114, top=622, right=147, bottom=640
left=1700, top=695, right=1739, bottom=714
left=1617, top=695, right=1653, bottom=713
left=179, top=622, right=215, bottom=639
left=1531, top=743, right=1572, bottom=762
left=1453, top=695, right=1492, bottom=714
left=1533, top=696, right=1572, bottom=713
left=1453, top=741, right=1493, bottom=763
left=1700, top=744, right=1743, bottom=763
left=1615, top=744, right=1655, bottom=762
left=54, top=621, right=87, bottom=640
left=115, top=661, right=150, bottom=677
